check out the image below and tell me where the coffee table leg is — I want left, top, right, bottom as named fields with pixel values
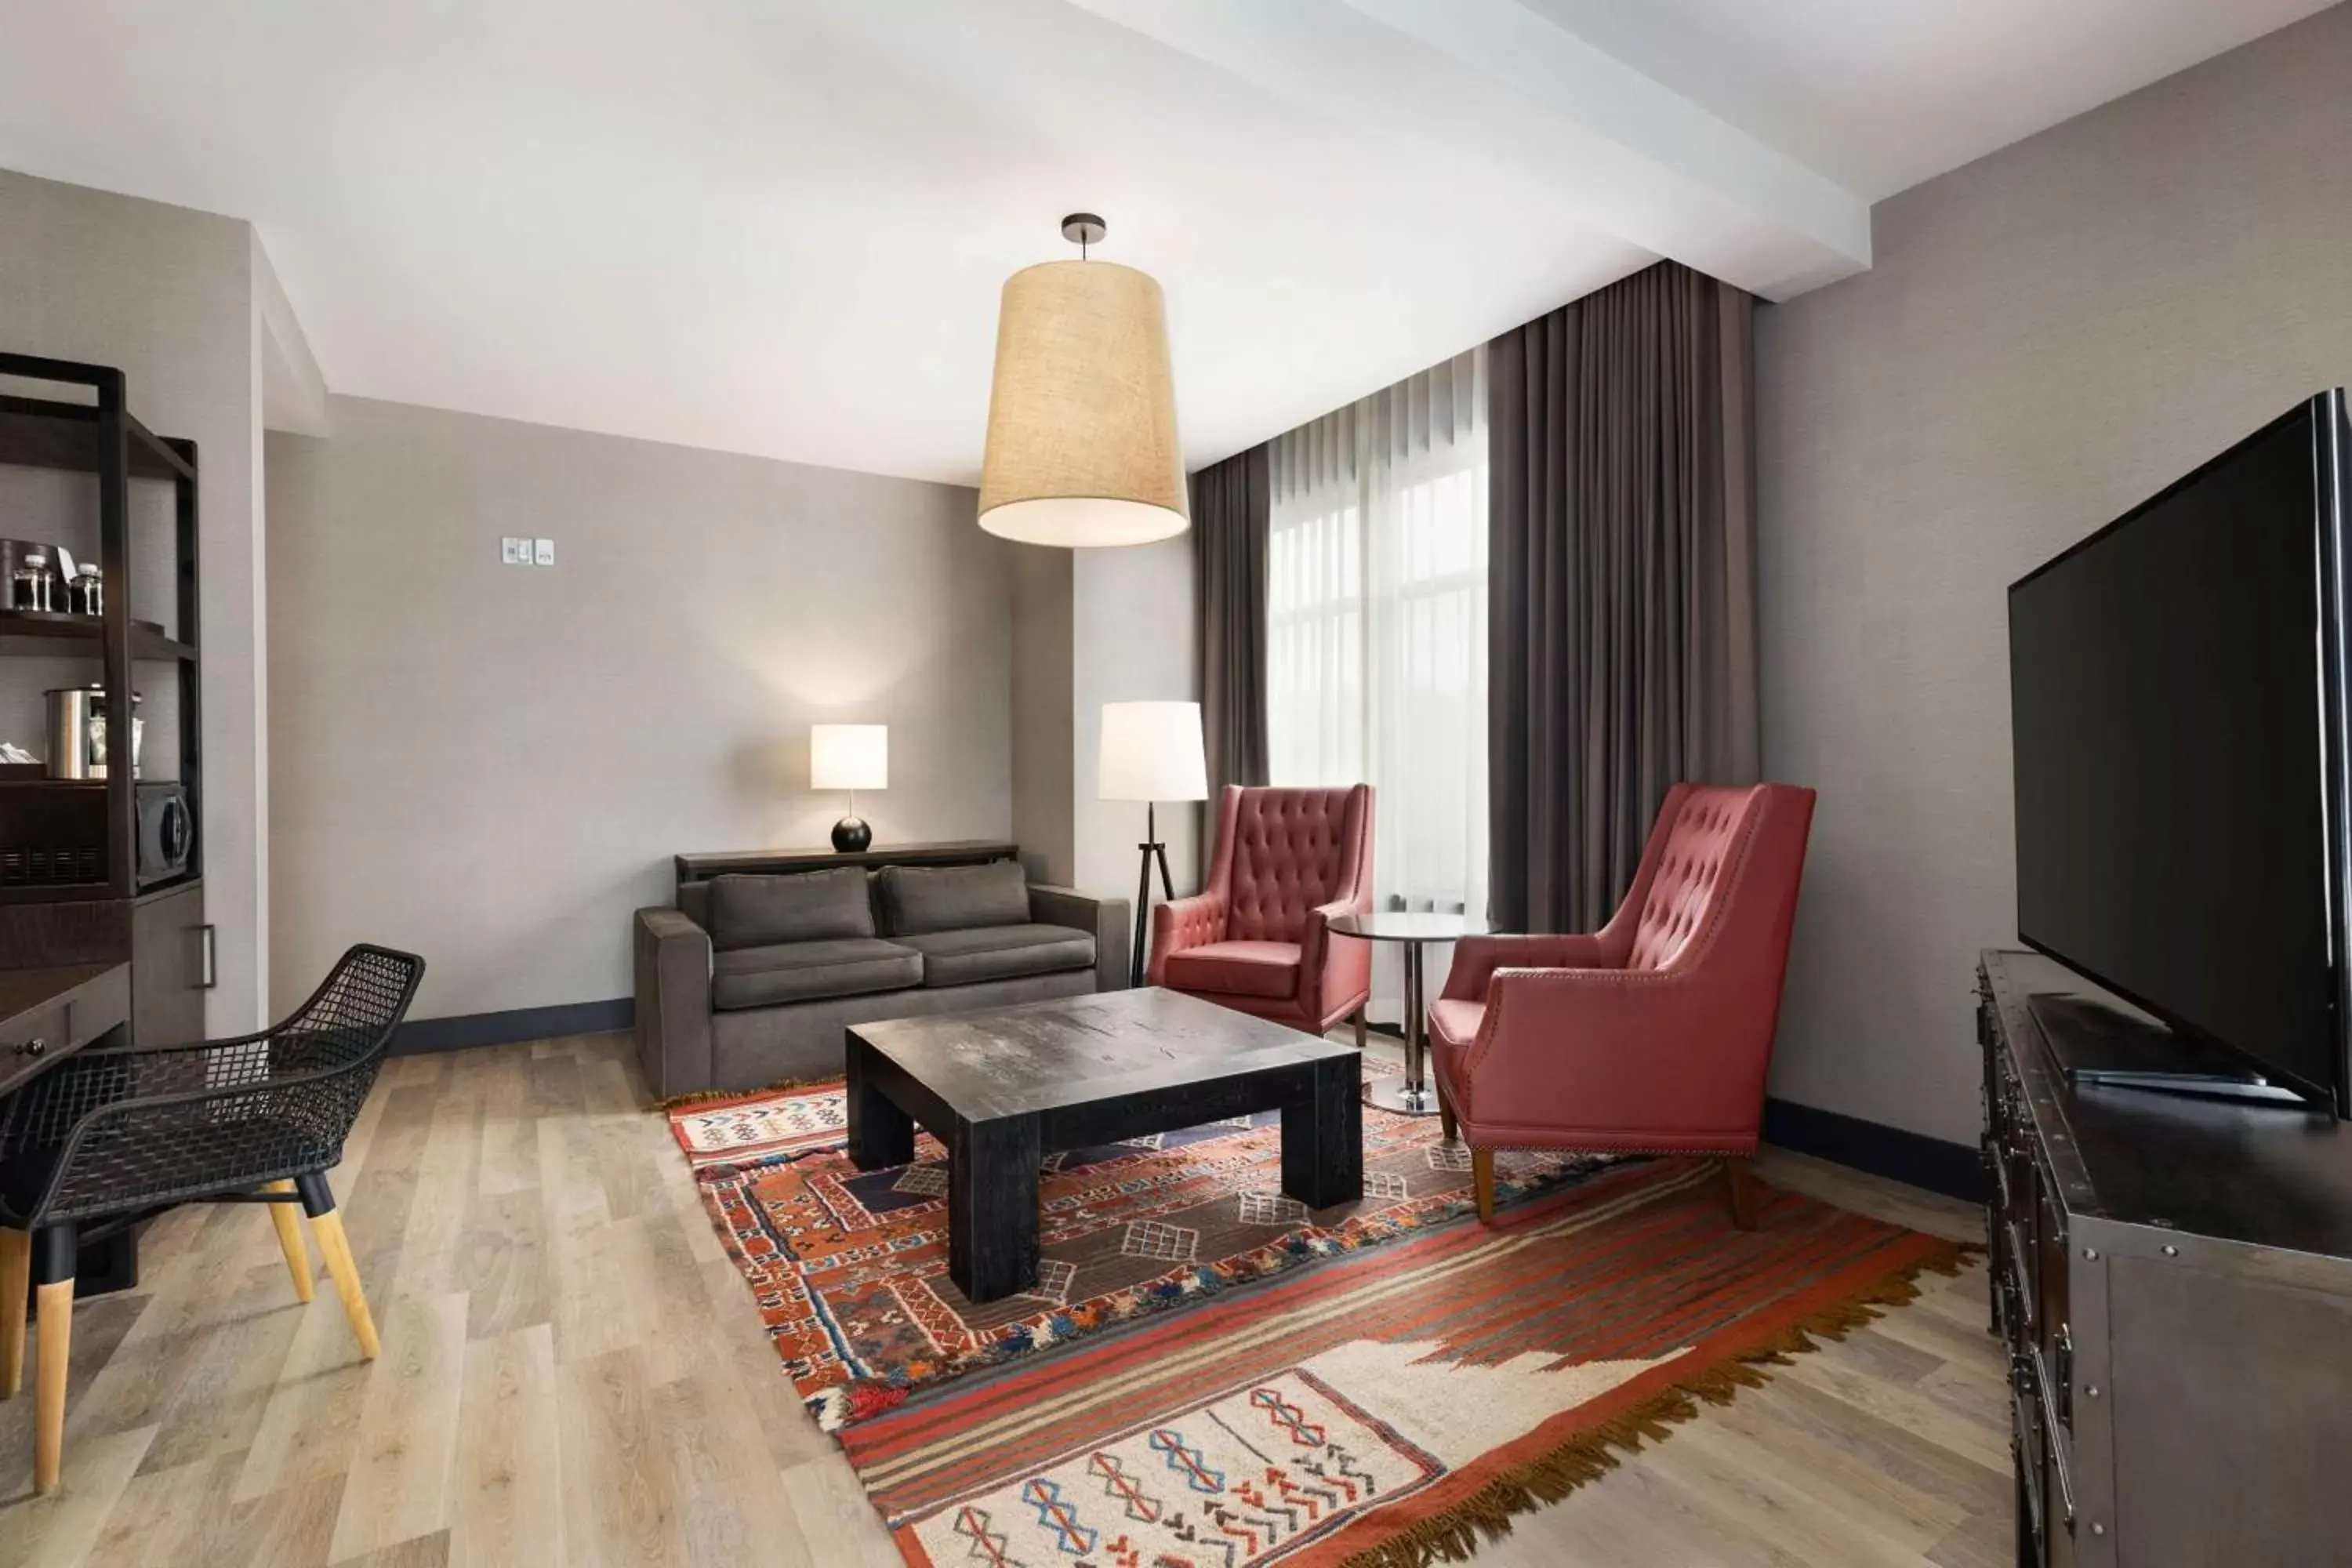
left=949, top=1114, right=1042, bottom=1303
left=1282, top=1053, right=1363, bottom=1209
left=845, top=1040, right=915, bottom=1171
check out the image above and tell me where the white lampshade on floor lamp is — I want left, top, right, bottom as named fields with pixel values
left=1099, top=701, right=1208, bottom=986
left=811, top=724, right=887, bottom=852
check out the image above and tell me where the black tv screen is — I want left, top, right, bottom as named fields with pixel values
left=2009, top=396, right=2350, bottom=1113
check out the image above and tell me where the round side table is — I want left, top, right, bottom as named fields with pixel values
left=1327, top=911, right=1489, bottom=1116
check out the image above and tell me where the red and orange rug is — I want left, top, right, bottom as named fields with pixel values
left=672, top=1081, right=1966, bottom=1567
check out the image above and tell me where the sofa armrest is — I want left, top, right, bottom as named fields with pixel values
left=1442, top=933, right=1607, bottom=1001
left=1147, top=891, right=1229, bottom=986
left=1029, top=884, right=1133, bottom=993
left=634, top=907, right=714, bottom=1101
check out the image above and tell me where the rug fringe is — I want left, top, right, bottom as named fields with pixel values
left=1338, top=1236, right=1979, bottom=1568
left=656, top=1074, right=844, bottom=1111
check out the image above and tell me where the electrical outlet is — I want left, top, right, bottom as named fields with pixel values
left=533, top=537, right=555, bottom=565
left=500, top=536, right=530, bottom=565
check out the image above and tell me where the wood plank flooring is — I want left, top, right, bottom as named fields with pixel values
left=0, top=1032, right=2009, bottom=1566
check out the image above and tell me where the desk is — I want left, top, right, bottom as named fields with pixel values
left=0, top=963, right=131, bottom=1097
left=0, top=961, right=136, bottom=1293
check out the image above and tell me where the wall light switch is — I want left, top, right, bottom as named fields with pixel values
left=500, top=536, right=530, bottom=565
left=532, top=538, right=555, bottom=565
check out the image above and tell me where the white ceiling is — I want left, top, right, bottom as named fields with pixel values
left=1519, top=0, right=2341, bottom=201
left=0, top=0, right=2332, bottom=485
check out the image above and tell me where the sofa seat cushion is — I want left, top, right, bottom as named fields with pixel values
left=711, top=938, right=920, bottom=1011
left=1163, top=939, right=1301, bottom=1000
left=898, top=924, right=1095, bottom=989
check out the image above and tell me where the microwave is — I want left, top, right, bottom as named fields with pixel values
left=137, top=782, right=195, bottom=885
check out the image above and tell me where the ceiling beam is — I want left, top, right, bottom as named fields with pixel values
left=1062, top=0, right=1871, bottom=301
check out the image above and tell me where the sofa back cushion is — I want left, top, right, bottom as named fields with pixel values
left=706, top=868, right=875, bottom=950
left=879, top=860, right=1030, bottom=935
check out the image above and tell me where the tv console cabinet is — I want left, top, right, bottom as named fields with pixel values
left=1979, top=949, right=2352, bottom=1566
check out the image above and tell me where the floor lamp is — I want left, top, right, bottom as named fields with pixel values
left=1099, top=702, right=1208, bottom=988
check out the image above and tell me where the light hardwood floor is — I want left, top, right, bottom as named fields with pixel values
left=0, top=1032, right=2009, bottom=1567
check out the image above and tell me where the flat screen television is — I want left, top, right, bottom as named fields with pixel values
left=2009, top=391, right=2352, bottom=1116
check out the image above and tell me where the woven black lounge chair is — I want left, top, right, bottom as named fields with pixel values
left=0, top=943, right=423, bottom=1493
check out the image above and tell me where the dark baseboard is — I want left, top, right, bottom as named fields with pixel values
left=390, top=997, right=633, bottom=1056
left=1763, top=1096, right=1984, bottom=1203
left=382, top=1003, right=1982, bottom=1203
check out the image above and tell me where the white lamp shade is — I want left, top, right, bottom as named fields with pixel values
left=810, top=724, right=887, bottom=791
left=1098, top=702, right=1207, bottom=802
left=978, top=260, right=1189, bottom=548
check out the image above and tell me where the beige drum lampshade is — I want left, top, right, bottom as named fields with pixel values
left=978, top=259, right=1189, bottom=548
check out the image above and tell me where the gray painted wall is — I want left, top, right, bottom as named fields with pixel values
left=1755, top=5, right=2352, bottom=1143
left=267, top=395, right=1012, bottom=1022
left=0, top=169, right=271, bottom=1033
left=1073, top=535, right=1200, bottom=904
left=1009, top=547, right=1076, bottom=889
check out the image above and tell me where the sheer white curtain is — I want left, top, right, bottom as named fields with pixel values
left=1267, top=347, right=1488, bottom=1024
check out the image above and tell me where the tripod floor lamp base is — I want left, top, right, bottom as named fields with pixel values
left=1131, top=800, right=1175, bottom=988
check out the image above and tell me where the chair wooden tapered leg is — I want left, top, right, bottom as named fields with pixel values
left=0, top=1227, right=27, bottom=1399
left=1471, top=1147, right=1497, bottom=1225
left=1352, top=1005, right=1367, bottom=1051
left=296, top=1173, right=378, bottom=1359
left=1437, top=1083, right=1459, bottom=1144
left=263, top=1181, right=314, bottom=1303
left=1724, top=1156, right=1760, bottom=1231
left=31, top=1222, right=74, bottom=1495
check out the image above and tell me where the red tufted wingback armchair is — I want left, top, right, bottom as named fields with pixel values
left=1429, top=782, right=1816, bottom=1229
left=1148, top=785, right=1374, bottom=1036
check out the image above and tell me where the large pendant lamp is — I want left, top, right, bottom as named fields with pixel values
left=978, top=214, right=1188, bottom=547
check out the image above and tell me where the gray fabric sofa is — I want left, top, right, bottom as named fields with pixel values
left=633, top=858, right=1127, bottom=1099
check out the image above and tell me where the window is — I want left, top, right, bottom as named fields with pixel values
left=1268, top=348, right=1487, bottom=1016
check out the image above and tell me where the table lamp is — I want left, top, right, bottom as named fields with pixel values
left=811, top=723, right=887, bottom=852
left=1098, top=701, right=1207, bottom=986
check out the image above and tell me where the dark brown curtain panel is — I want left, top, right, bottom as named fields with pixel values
left=1189, top=444, right=1271, bottom=800
left=1488, top=260, right=1760, bottom=932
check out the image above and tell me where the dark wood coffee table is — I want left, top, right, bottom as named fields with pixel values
left=844, top=987, right=1363, bottom=1303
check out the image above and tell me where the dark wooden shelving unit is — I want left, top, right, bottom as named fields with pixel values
left=0, top=351, right=208, bottom=1054
left=0, top=610, right=198, bottom=662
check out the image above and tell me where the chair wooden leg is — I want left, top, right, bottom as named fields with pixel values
left=1352, top=1005, right=1367, bottom=1051
left=31, top=1222, right=74, bottom=1495
left=1725, top=1156, right=1760, bottom=1232
left=1437, top=1082, right=1459, bottom=1144
left=1471, top=1147, right=1497, bottom=1225
left=264, top=1181, right=314, bottom=1304
left=296, top=1173, right=378, bottom=1359
left=0, top=1227, right=26, bottom=1399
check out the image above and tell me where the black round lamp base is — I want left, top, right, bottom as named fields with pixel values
left=830, top=816, right=873, bottom=853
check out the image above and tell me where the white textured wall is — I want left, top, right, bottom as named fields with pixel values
left=0, top=169, right=270, bottom=1033
left=1755, top=5, right=2352, bottom=1142
left=267, top=395, right=1013, bottom=1022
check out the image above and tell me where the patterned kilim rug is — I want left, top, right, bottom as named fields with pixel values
left=672, top=1080, right=1966, bottom=1567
